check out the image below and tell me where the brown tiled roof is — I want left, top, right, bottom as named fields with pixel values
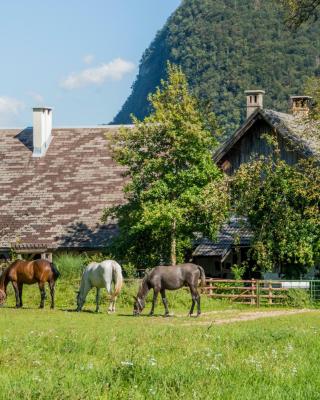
left=0, top=126, right=129, bottom=251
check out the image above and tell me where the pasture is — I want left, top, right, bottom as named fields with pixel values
left=1, top=280, right=320, bottom=399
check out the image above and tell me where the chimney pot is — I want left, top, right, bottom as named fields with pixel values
left=290, top=96, right=312, bottom=117
left=245, top=90, right=265, bottom=119
left=32, top=107, right=53, bottom=157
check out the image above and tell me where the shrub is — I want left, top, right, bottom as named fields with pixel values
left=53, top=253, right=85, bottom=279
left=122, top=262, right=137, bottom=278
left=285, top=289, right=312, bottom=308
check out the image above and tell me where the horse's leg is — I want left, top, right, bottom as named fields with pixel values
left=149, top=289, right=159, bottom=316
left=95, top=288, right=100, bottom=313
left=108, top=293, right=117, bottom=313
left=48, top=280, right=55, bottom=309
left=188, top=286, right=197, bottom=316
left=195, top=289, right=201, bottom=316
left=38, top=282, right=46, bottom=309
left=160, top=289, right=170, bottom=317
left=12, top=281, right=20, bottom=308
left=18, top=283, right=23, bottom=308
left=106, top=282, right=117, bottom=313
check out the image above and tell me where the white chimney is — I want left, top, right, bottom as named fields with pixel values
left=245, top=90, right=265, bottom=119
left=32, top=107, right=53, bottom=157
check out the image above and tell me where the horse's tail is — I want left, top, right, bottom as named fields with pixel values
left=113, top=263, right=123, bottom=297
left=50, top=262, right=61, bottom=281
left=197, top=265, right=206, bottom=287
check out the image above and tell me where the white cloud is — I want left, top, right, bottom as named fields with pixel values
left=83, top=54, right=94, bottom=65
left=0, top=96, right=24, bottom=125
left=28, top=91, right=44, bottom=104
left=61, top=58, right=135, bottom=90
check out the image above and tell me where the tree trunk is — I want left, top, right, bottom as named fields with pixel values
left=171, top=218, right=177, bottom=266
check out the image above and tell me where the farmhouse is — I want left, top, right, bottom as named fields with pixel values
left=0, top=107, right=131, bottom=260
left=1, top=92, right=319, bottom=271
left=193, top=90, right=320, bottom=278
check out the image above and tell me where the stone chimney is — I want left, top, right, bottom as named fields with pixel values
left=32, top=107, right=53, bottom=157
left=245, top=90, right=265, bottom=119
left=290, top=96, right=312, bottom=117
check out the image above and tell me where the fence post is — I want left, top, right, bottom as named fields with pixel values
left=256, top=280, right=260, bottom=308
left=268, top=281, right=272, bottom=305
left=251, top=279, right=255, bottom=305
left=310, top=280, right=314, bottom=302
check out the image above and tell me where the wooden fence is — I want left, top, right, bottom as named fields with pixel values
left=202, top=279, right=293, bottom=306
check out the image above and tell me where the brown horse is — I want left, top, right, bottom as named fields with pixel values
left=133, top=263, right=206, bottom=317
left=0, top=259, right=60, bottom=309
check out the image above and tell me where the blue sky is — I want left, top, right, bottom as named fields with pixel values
left=0, top=0, right=181, bottom=127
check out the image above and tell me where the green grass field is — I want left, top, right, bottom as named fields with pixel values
left=1, top=280, right=320, bottom=399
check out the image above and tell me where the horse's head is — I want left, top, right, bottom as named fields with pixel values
left=133, top=296, right=145, bottom=316
left=0, top=289, right=6, bottom=305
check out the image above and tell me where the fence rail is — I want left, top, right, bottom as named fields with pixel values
left=202, top=278, right=320, bottom=306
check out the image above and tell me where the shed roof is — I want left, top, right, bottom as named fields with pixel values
left=0, top=126, right=128, bottom=251
left=193, top=217, right=252, bottom=259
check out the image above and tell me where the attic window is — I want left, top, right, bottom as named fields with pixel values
left=254, top=95, right=257, bottom=103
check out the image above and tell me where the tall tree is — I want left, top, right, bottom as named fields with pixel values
left=104, top=63, right=229, bottom=267
left=282, top=0, right=320, bottom=27
left=231, top=150, right=320, bottom=278
left=304, top=76, right=320, bottom=119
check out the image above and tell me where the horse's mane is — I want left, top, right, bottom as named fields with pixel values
left=138, top=269, right=153, bottom=297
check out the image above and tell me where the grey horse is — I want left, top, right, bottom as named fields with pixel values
left=133, top=263, right=206, bottom=317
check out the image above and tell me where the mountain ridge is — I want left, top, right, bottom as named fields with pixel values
left=113, top=0, right=320, bottom=136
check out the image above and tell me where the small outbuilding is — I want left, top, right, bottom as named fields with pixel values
left=193, top=91, right=320, bottom=278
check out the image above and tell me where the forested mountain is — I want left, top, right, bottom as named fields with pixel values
left=113, top=0, right=320, bottom=137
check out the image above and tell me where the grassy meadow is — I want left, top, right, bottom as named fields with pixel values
left=1, top=278, right=320, bottom=399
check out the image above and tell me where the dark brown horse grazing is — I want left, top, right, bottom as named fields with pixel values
left=0, top=259, right=60, bottom=309
left=133, top=263, right=205, bottom=317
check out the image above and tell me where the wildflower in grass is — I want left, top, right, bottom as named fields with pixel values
left=292, top=366, right=298, bottom=375
left=149, top=388, right=156, bottom=395
left=247, top=356, right=262, bottom=371
left=148, top=357, right=157, bottom=366
left=121, top=361, right=134, bottom=367
left=87, top=363, right=94, bottom=370
left=286, top=344, right=294, bottom=352
left=271, top=349, right=278, bottom=359
left=32, top=360, right=41, bottom=366
left=208, top=364, right=220, bottom=371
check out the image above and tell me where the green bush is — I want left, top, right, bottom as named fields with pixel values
left=122, top=262, right=137, bottom=278
left=53, top=252, right=85, bottom=279
left=285, top=289, right=312, bottom=308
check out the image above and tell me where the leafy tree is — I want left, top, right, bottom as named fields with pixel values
left=282, top=0, right=320, bottom=28
left=304, top=76, right=320, bottom=119
left=104, top=63, right=229, bottom=267
left=231, top=149, right=320, bottom=278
